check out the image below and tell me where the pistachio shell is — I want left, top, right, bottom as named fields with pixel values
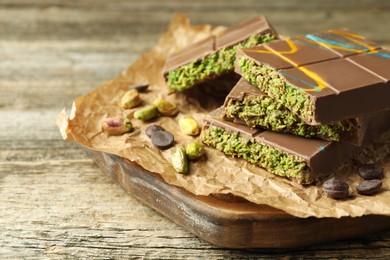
left=171, top=146, right=189, bottom=174
left=178, top=117, right=199, bottom=136
left=153, top=98, right=178, bottom=116
left=121, top=89, right=142, bottom=109
left=134, top=105, right=158, bottom=121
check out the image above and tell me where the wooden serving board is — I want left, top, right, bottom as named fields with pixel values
left=84, top=147, right=390, bottom=248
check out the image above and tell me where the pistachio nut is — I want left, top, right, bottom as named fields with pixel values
left=185, top=141, right=205, bottom=160
left=134, top=105, right=158, bottom=121
left=153, top=98, right=178, bottom=116
left=178, top=117, right=199, bottom=136
left=171, top=146, right=189, bottom=174
left=102, top=117, right=133, bottom=135
left=121, top=89, right=142, bottom=109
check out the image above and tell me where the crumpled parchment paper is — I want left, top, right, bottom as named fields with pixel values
left=57, top=13, right=390, bottom=218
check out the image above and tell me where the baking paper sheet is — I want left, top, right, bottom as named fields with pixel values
left=57, top=14, right=390, bottom=218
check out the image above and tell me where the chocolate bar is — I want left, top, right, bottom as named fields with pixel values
left=235, top=28, right=390, bottom=125
left=202, top=108, right=357, bottom=184
left=223, top=77, right=367, bottom=145
left=164, top=16, right=278, bottom=92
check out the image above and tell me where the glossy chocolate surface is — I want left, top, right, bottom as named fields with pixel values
left=347, top=50, right=390, bottom=81
left=263, top=37, right=340, bottom=66
left=305, top=28, right=381, bottom=57
left=236, top=28, right=390, bottom=125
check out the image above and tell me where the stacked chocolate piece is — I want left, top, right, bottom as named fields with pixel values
left=163, top=16, right=277, bottom=92
left=164, top=17, right=390, bottom=184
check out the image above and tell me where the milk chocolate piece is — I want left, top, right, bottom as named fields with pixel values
left=202, top=108, right=357, bottom=184
left=164, top=16, right=278, bottom=92
left=223, top=78, right=366, bottom=145
left=236, top=28, right=390, bottom=125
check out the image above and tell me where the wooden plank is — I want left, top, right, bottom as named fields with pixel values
left=0, top=160, right=212, bottom=258
left=0, top=148, right=389, bottom=258
left=0, top=140, right=87, bottom=161
left=1, top=0, right=389, bottom=257
left=0, top=41, right=138, bottom=109
left=0, top=1, right=389, bottom=111
left=84, top=148, right=390, bottom=248
left=0, top=1, right=389, bottom=43
left=0, top=110, right=65, bottom=140
left=1, top=0, right=389, bottom=13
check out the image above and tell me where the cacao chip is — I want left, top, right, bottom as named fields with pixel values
left=357, top=164, right=384, bottom=180
left=322, top=177, right=350, bottom=199
left=128, top=83, right=149, bottom=92
left=151, top=130, right=174, bottom=150
left=146, top=125, right=165, bottom=139
left=356, top=179, right=382, bottom=196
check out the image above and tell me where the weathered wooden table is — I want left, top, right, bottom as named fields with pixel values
left=1, top=0, right=389, bottom=258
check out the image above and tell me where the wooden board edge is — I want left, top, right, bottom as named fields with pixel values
left=81, top=146, right=390, bottom=248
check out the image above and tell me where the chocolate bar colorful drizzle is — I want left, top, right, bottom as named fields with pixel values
left=223, top=77, right=367, bottom=145
left=202, top=108, right=356, bottom=184
left=235, top=28, right=390, bottom=125
left=163, top=16, right=278, bottom=92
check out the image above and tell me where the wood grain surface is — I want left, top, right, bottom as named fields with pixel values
left=1, top=0, right=389, bottom=258
left=86, top=148, right=390, bottom=249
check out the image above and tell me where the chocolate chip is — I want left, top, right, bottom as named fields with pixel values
left=128, top=83, right=149, bottom=92
left=151, top=130, right=174, bottom=150
left=322, top=177, right=350, bottom=199
left=145, top=125, right=165, bottom=139
left=357, top=164, right=383, bottom=180
left=356, top=179, right=382, bottom=196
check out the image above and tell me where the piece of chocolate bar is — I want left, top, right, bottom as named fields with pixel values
left=235, top=28, right=390, bottom=125
left=164, top=16, right=278, bottom=92
left=202, top=108, right=357, bottom=184
left=223, top=78, right=367, bottom=145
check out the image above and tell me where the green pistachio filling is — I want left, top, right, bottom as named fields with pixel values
left=202, top=125, right=312, bottom=183
left=224, top=95, right=355, bottom=141
left=167, top=34, right=275, bottom=92
left=238, top=58, right=316, bottom=123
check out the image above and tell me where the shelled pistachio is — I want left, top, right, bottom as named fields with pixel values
left=134, top=105, right=158, bottom=121
left=102, top=117, right=133, bottom=135
left=185, top=141, right=205, bottom=160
